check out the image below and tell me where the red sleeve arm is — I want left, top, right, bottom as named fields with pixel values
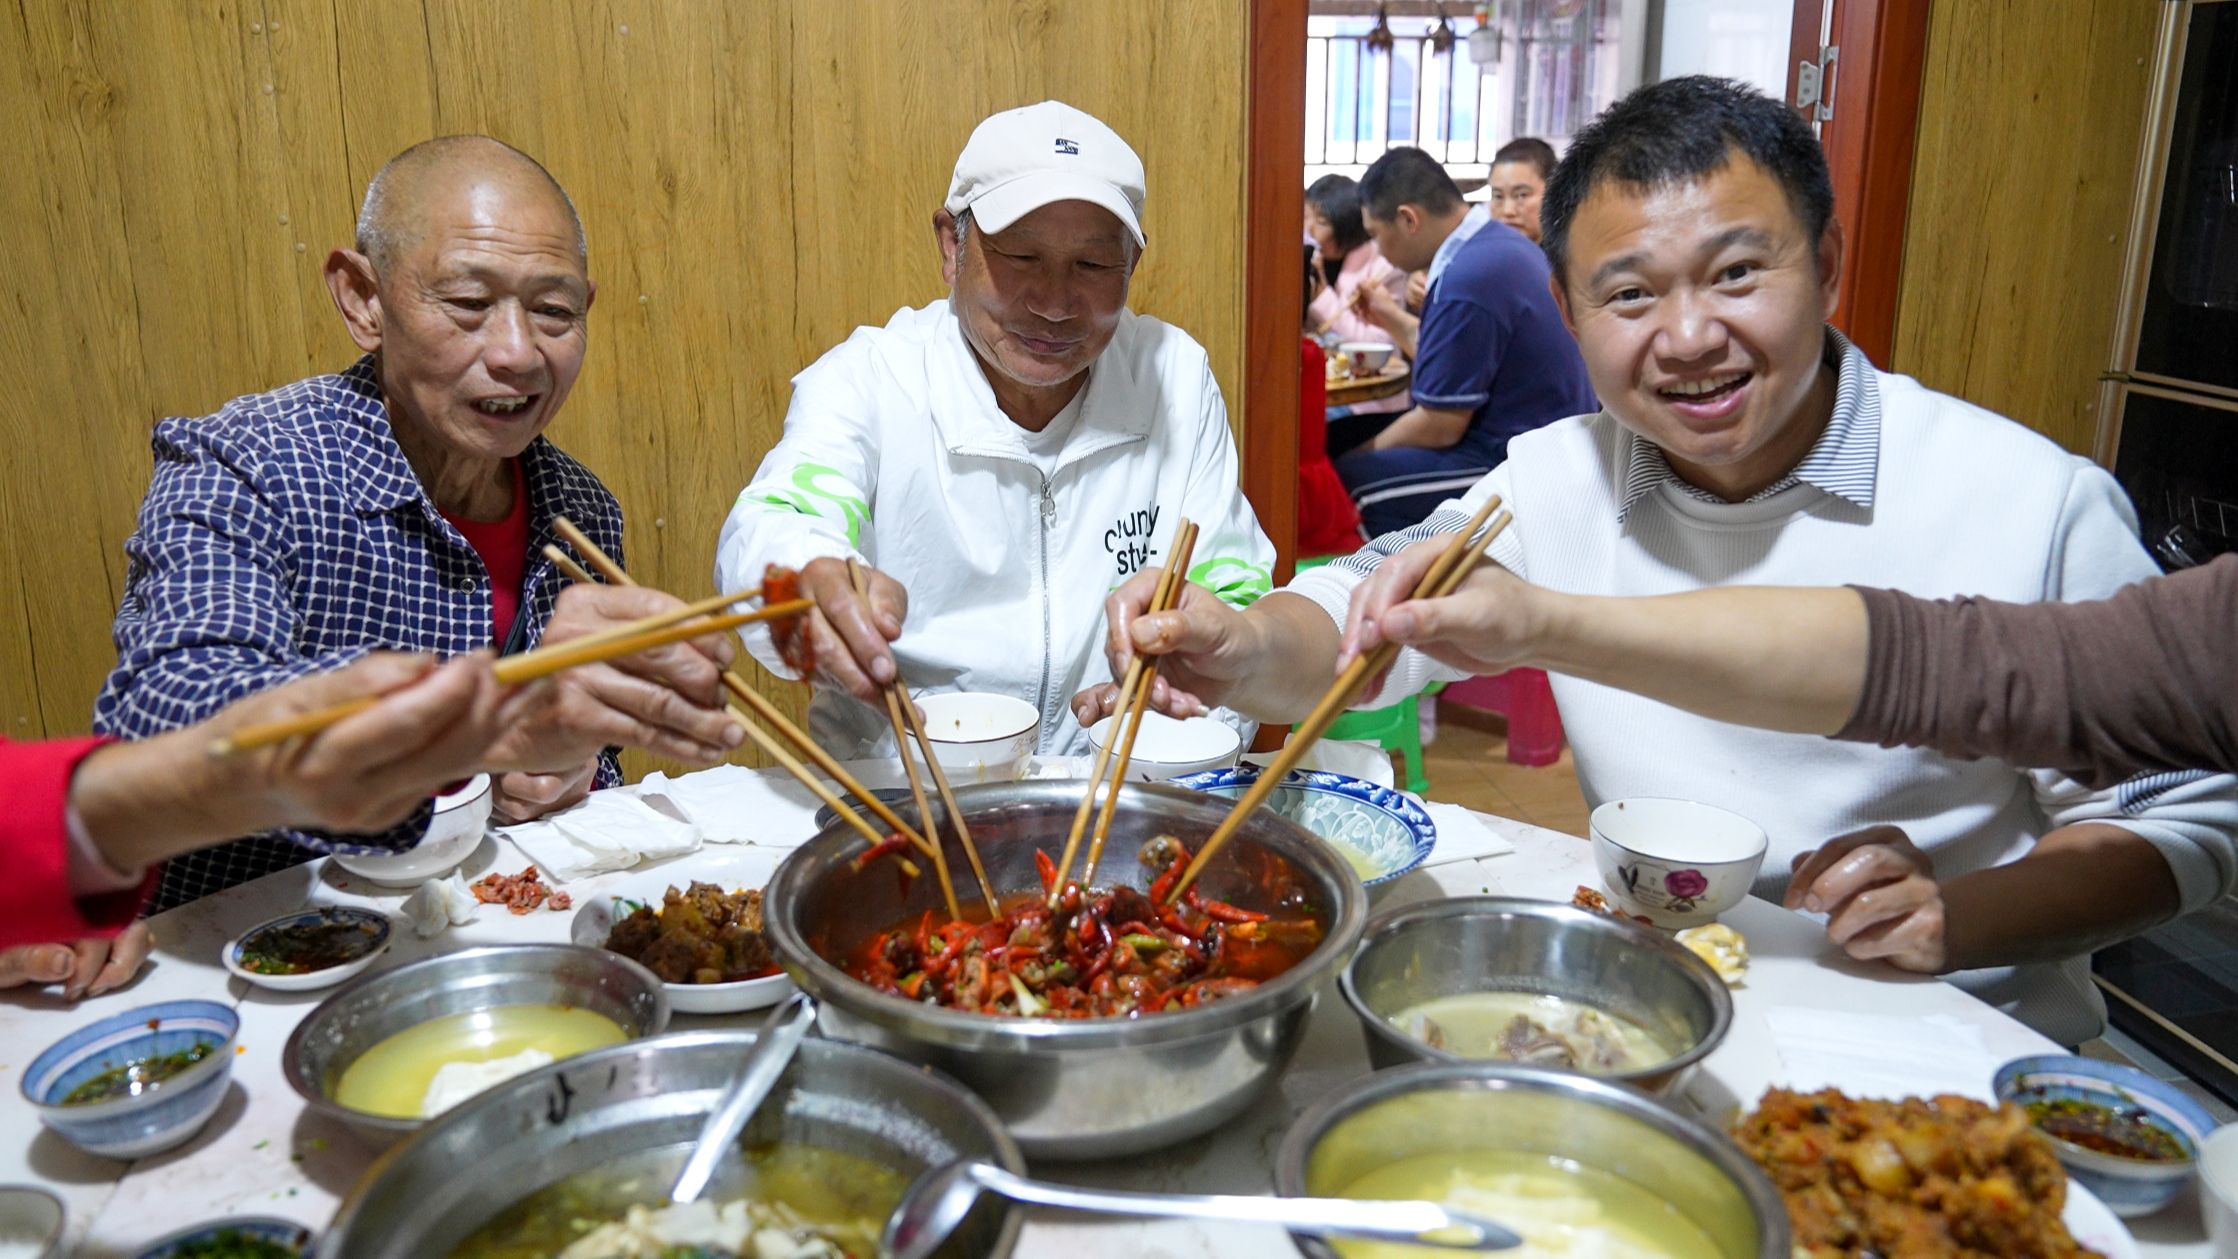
left=0, top=736, right=152, bottom=947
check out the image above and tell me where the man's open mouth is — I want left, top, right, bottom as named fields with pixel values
left=1657, top=372, right=1749, bottom=403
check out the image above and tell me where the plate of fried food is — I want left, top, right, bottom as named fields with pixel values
left=570, top=851, right=793, bottom=1014
left=1732, top=1086, right=2137, bottom=1259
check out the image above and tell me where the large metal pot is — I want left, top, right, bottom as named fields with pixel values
left=1276, top=1062, right=1790, bottom=1259
left=315, top=1030, right=1022, bottom=1259
left=764, top=779, right=1369, bottom=1160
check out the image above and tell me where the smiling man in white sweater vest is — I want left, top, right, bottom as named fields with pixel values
left=1082, top=77, right=2236, bottom=1046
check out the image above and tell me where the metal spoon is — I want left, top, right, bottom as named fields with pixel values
left=881, top=1159, right=1520, bottom=1258
left=668, top=991, right=817, bottom=1204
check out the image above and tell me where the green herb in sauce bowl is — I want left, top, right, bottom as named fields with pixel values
left=22, top=1000, right=239, bottom=1159
left=130, top=1217, right=312, bottom=1259
left=224, top=907, right=391, bottom=992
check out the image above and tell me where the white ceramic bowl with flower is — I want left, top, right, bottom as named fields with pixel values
left=1590, top=797, right=1767, bottom=929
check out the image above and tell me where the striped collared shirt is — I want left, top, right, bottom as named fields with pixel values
left=1615, top=327, right=1879, bottom=525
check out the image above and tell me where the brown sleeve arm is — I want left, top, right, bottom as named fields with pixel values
left=1834, top=555, right=2238, bottom=790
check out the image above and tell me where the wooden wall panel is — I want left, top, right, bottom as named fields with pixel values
left=0, top=1, right=1251, bottom=770
left=1890, top=0, right=2157, bottom=456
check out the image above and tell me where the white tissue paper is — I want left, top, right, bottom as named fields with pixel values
left=636, top=765, right=826, bottom=847
left=1418, top=802, right=1517, bottom=866
left=403, top=870, right=480, bottom=938
left=1766, top=1007, right=2001, bottom=1102
left=498, top=790, right=703, bottom=882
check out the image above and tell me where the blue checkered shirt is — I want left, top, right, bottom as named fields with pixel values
left=94, top=356, right=625, bottom=911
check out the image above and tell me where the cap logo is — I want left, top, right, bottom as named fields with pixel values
left=1054, top=138, right=1079, bottom=155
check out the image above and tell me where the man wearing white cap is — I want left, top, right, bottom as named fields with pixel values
left=715, top=101, right=1274, bottom=757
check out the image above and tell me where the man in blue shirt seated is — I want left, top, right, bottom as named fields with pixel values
left=1341, top=147, right=1596, bottom=536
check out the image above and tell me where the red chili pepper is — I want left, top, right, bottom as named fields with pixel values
left=850, top=834, right=913, bottom=873
left=913, top=909, right=936, bottom=957
left=1198, top=898, right=1268, bottom=924
left=921, top=927, right=973, bottom=980
left=1035, top=848, right=1058, bottom=893
left=1147, top=850, right=1188, bottom=904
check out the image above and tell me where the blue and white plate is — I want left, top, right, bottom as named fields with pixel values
left=132, top=1216, right=312, bottom=1258
left=1169, top=765, right=1435, bottom=887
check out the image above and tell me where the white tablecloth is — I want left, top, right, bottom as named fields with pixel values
left=0, top=763, right=2213, bottom=1258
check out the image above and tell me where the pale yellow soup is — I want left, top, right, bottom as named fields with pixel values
left=1389, top=991, right=1675, bottom=1074
left=334, top=1005, right=627, bottom=1119
left=1335, top=1151, right=1724, bottom=1259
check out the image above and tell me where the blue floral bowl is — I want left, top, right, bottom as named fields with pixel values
left=1993, top=1054, right=2215, bottom=1217
left=1169, top=766, right=1435, bottom=888
left=21, top=999, right=238, bottom=1160
left=132, top=1216, right=311, bottom=1258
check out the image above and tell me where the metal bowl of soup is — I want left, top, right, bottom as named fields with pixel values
left=1276, top=1062, right=1789, bottom=1259
left=763, top=779, right=1369, bottom=1160
left=316, top=1030, right=1022, bottom=1259
left=283, top=943, right=670, bottom=1146
left=1340, top=897, right=1731, bottom=1096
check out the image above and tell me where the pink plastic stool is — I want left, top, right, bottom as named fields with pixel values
left=1438, top=668, right=1565, bottom=767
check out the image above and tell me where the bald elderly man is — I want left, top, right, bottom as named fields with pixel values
left=96, top=136, right=745, bottom=911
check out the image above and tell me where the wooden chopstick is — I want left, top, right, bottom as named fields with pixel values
left=547, top=517, right=941, bottom=864
left=850, top=558, right=963, bottom=922
left=542, top=544, right=599, bottom=587
left=208, top=599, right=793, bottom=756
left=1165, top=497, right=1510, bottom=904
left=1081, top=520, right=1198, bottom=886
left=1048, top=517, right=1196, bottom=900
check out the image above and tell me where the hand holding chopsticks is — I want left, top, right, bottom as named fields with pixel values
left=543, top=519, right=947, bottom=883
left=209, top=586, right=808, bottom=757
left=1049, top=518, right=1200, bottom=901
left=1166, top=497, right=1512, bottom=903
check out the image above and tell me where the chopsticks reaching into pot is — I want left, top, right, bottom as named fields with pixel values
left=546, top=518, right=943, bottom=874
left=207, top=587, right=807, bottom=757
left=848, top=558, right=997, bottom=921
left=1048, top=517, right=1199, bottom=902
left=1164, top=497, right=1511, bottom=905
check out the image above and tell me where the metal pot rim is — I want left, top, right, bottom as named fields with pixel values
left=764, top=779, right=1368, bottom=1052
left=1336, top=895, right=1734, bottom=1084
left=1271, top=1060, right=1791, bottom=1259
left=281, top=942, right=670, bottom=1136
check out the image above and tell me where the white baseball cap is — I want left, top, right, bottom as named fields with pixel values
left=944, top=101, right=1146, bottom=247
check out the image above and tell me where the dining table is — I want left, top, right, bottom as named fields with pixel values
left=1, top=755, right=2218, bottom=1259
left=1324, top=362, right=1410, bottom=409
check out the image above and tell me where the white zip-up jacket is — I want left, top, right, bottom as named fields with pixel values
left=716, top=300, right=1275, bottom=758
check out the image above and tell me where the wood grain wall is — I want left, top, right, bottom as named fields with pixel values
left=0, top=0, right=1250, bottom=769
left=1889, top=0, right=2158, bottom=456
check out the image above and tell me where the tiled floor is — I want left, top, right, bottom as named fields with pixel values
left=1399, top=698, right=1594, bottom=839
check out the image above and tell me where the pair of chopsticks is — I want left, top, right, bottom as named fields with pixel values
left=1164, top=496, right=1511, bottom=904
left=208, top=586, right=810, bottom=756
left=848, top=559, right=998, bottom=921
left=541, top=519, right=954, bottom=899
left=1047, top=517, right=1201, bottom=901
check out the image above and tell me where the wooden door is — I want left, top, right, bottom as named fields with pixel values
left=1787, top=0, right=1931, bottom=367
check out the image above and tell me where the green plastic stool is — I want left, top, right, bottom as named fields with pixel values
left=1296, top=554, right=1429, bottom=795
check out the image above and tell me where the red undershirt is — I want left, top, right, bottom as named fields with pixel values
left=440, top=458, right=531, bottom=645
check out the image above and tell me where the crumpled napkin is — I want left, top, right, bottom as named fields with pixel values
left=497, top=790, right=703, bottom=882
left=636, top=765, right=826, bottom=846
left=1418, top=802, right=1516, bottom=866
left=402, top=871, right=480, bottom=938
left=1765, top=1007, right=2001, bottom=1102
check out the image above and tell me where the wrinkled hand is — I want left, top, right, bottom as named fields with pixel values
left=796, top=556, right=909, bottom=703
left=1404, top=269, right=1428, bottom=313
left=492, top=760, right=598, bottom=825
left=1342, top=540, right=1541, bottom=687
left=1075, top=572, right=1255, bottom=726
left=204, top=652, right=522, bottom=833
left=0, top=922, right=152, bottom=1000
left=489, top=583, right=743, bottom=771
left=1784, top=826, right=1946, bottom=973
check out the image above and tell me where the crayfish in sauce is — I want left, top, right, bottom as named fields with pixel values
left=844, top=835, right=1322, bottom=1019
